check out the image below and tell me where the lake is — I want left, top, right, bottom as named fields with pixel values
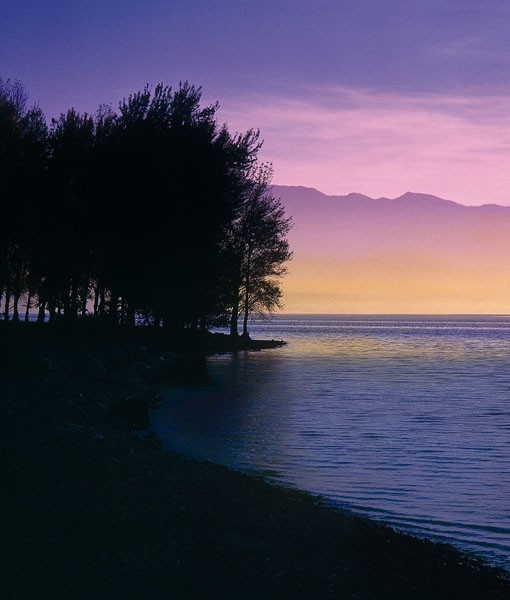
left=152, top=315, right=510, bottom=570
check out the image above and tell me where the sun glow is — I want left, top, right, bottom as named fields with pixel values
left=282, top=258, right=510, bottom=314
left=276, top=187, right=510, bottom=315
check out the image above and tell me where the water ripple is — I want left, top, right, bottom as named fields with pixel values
left=153, top=315, right=510, bottom=570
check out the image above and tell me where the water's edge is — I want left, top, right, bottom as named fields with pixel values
left=153, top=315, right=510, bottom=570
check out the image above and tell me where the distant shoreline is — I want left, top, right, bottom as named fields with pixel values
left=248, top=312, right=510, bottom=316
left=2, top=325, right=509, bottom=598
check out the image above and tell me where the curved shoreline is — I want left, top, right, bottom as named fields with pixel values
left=1, top=326, right=509, bottom=598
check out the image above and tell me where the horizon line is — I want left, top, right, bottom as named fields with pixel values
left=272, top=312, right=510, bottom=317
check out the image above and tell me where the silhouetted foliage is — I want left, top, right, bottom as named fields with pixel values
left=225, top=165, right=292, bottom=337
left=0, top=79, right=48, bottom=322
left=0, top=79, right=291, bottom=333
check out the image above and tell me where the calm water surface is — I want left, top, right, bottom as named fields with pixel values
left=152, top=315, right=510, bottom=569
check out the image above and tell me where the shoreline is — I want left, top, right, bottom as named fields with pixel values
left=2, top=325, right=509, bottom=598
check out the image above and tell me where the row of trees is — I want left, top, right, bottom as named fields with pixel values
left=0, top=78, right=292, bottom=336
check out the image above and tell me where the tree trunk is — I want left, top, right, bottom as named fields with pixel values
left=230, top=296, right=239, bottom=337
left=120, top=296, right=126, bottom=326
left=37, top=298, right=46, bottom=323
left=109, top=290, right=119, bottom=324
left=3, top=289, right=10, bottom=321
left=62, top=286, right=71, bottom=321
left=12, top=292, right=20, bottom=322
left=229, top=264, right=242, bottom=337
left=93, top=284, right=100, bottom=317
left=24, top=291, right=32, bottom=322
left=242, top=254, right=251, bottom=338
left=48, top=300, right=57, bottom=323
left=70, top=281, right=79, bottom=321
left=98, top=286, right=106, bottom=317
left=242, top=284, right=250, bottom=338
left=80, top=278, right=88, bottom=318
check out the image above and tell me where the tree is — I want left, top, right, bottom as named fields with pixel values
left=227, top=165, right=292, bottom=337
left=100, top=82, right=261, bottom=331
left=40, top=108, right=95, bottom=322
left=0, top=78, right=291, bottom=333
left=0, top=79, right=48, bottom=321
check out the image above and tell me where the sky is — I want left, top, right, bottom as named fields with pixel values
left=4, top=1, right=510, bottom=313
left=4, top=1, right=510, bottom=206
left=276, top=187, right=510, bottom=314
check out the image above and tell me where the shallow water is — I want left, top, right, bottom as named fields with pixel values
left=152, top=315, right=510, bottom=569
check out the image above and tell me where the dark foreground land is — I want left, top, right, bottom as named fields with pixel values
left=1, top=324, right=509, bottom=599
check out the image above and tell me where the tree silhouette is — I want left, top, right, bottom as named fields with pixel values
left=0, top=79, right=47, bottom=321
left=0, top=78, right=291, bottom=334
left=227, top=165, right=292, bottom=337
left=40, top=109, right=95, bottom=322
left=99, top=82, right=261, bottom=330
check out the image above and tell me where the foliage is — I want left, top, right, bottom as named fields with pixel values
left=226, top=164, right=292, bottom=337
left=0, top=79, right=291, bottom=333
left=0, top=78, right=48, bottom=321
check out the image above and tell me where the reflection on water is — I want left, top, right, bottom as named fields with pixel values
left=152, top=315, right=510, bottom=570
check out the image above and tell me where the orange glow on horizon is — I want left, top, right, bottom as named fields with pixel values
left=280, top=257, right=510, bottom=314
left=274, top=186, right=510, bottom=315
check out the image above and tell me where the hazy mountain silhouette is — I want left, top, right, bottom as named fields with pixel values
left=271, top=185, right=510, bottom=313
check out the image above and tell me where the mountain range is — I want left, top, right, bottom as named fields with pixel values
left=271, top=185, right=510, bottom=313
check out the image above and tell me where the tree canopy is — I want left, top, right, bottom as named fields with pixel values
left=225, top=164, right=292, bottom=337
left=0, top=79, right=292, bottom=335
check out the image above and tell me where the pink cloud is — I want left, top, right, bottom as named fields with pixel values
left=219, top=87, right=510, bottom=206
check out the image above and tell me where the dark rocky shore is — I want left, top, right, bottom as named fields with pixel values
left=1, top=324, right=509, bottom=599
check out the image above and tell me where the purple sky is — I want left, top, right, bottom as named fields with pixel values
left=4, top=1, right=510, bottom=205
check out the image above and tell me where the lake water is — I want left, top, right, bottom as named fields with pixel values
left=152, top=315, right=510, bottom=570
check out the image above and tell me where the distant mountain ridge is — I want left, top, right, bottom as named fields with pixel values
left=272, top=185, right=510, bottom=213
left=269, top=185, right=510, bottom=313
